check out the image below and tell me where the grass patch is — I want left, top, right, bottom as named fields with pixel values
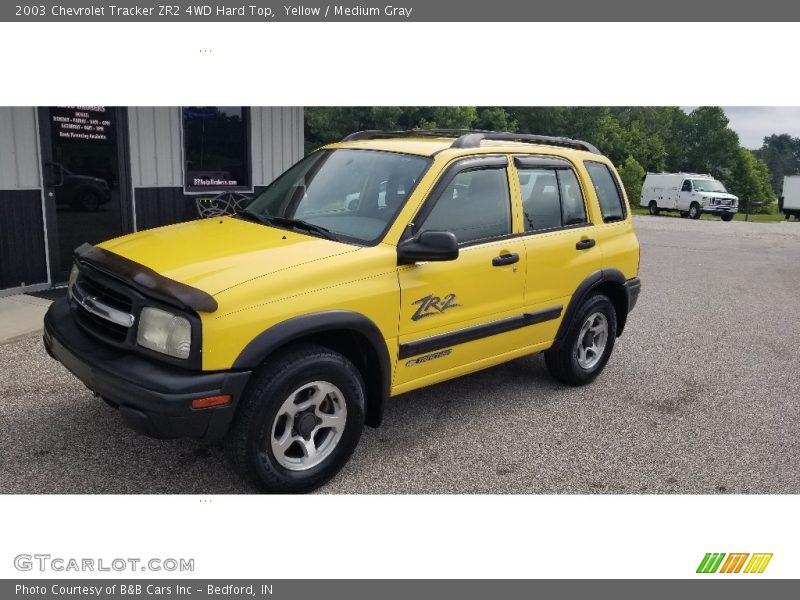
left=630, top=206, right=786, bottom=223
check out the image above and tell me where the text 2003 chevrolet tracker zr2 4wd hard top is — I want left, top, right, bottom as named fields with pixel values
left=44, top=130, right=642, bottom=493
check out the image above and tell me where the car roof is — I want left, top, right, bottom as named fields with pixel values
left=323, top=136, right=601, bottom=162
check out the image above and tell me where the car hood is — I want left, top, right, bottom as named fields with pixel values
left=97, top=216, right=360, bottom=296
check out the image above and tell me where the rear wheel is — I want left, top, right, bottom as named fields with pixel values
left=544, top=294, right=617, bottom=386
left=227, top=344, right=365, bottom=493
left=688, top=203, right=701, bottom=219
left=680, top=211, right=689, bottom=218
left=648, top=201, right=660, bottom=216
left=720, top=212, right=734, bottom=222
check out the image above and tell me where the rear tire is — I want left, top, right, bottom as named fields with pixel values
left=648, top=201, right=660, bottom=216
left=227, top=344, right=365, bottom=493
left=544, top=294, right=617, bottom=386
left=680, top=211, right=689, bottom=218
left=720, top=212, right=734, bottom=222
left=689, top=203, right=701, bottom=219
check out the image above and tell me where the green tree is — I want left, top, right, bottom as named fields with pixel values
left=416, top=106, right=477, bottom=129
left=685, top=107, right=740, bottom=176
left=724, top=148, right=776, bottom=214
left=475, top=107, right=517, bottom=132
left=617, top=156, right=646, bottom=209
left=755, top=133, right=800, bottom=193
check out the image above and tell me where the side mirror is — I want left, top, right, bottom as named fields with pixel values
left=397, top=230, right=459, bottom=265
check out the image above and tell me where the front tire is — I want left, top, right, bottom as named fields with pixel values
left=544, top=294, right=617, bottom=386
left=227, top=344, right=365, bottom=493
left=689, top=203, right=702, bottom=219
left=648, top=201, right=660, bottom=216
left=79, top=191, right=101, bottom=211
left=720, top=212, right=734, bottom=222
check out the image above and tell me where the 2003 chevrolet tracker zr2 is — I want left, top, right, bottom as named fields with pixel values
left=44, top=130, right=642, bottom=493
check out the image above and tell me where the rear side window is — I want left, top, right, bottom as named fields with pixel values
left=419, top=168, right=511, bottom=245
left=585, top=161, right=626, bottom=222
left=519, top=168, right=588, bottom=232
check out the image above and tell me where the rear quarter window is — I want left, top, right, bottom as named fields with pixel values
left=584, top=161, right=627, bottom=222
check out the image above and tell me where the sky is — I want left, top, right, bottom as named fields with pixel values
left=684, top=107, right=800, bottom=150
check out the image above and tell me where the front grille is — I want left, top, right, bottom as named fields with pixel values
left=75, top=304, right=129, bottom=341
left=78, top=275, right=133, bottom=313
left=72, top=271, right=135, bottom=344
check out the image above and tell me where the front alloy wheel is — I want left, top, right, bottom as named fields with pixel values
left=268, top=381, right=347, bottom=471
left=228, top=344, right=365, bottom=493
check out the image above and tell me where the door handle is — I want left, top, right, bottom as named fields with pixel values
left=575, top=238, right=596, bottom=250
left=492, top=253, right=519, bottom=267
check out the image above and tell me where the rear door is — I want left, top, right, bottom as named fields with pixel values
left=514, top=156, right=603, bottom=346
left=396, top=156, right=527, bottom=387
left=583, top=160, right=640, bottom=277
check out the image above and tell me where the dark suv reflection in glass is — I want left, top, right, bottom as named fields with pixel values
left=47, top=162, right=112, bottom=211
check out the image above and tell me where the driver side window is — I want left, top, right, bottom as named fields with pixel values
left=681, top=180, right=692, bottom=192
left=418, top=168, right=511, bottom=245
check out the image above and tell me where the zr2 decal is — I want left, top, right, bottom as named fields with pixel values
left=411, top=293, right=459, bottom=321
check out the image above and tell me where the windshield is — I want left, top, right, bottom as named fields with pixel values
left=243, top=149, right=431, bottom=244
left=692, top=179, right=727, bottom=193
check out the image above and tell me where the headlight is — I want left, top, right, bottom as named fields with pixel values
left=67, top=264, right=79, bottom=298
left=137, top=307, right=191, bottom=359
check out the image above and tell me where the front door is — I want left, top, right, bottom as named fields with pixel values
left=396, top=157, right=527, bottom=387
left=39, top=107, right=131, bottom=283
left=677, top=178, right=694, bottom=211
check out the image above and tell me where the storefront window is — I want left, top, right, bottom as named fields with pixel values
left=182, top=106, right=251, bottom=192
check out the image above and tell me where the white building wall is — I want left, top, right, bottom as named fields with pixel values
left=250, top=106, right=305, bottom=188
left=128, top=106, right=183, bottom=188
left=0, top=107, right=41, bottom=190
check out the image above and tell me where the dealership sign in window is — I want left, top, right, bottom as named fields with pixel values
left=182, top=107, right=251, bottom=192
left=51, top=106, right=113, bottom=143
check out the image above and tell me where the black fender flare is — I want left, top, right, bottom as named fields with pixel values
left=232, top=311, right=391, bottom=427
left=552, top=269, right=630, bottom=350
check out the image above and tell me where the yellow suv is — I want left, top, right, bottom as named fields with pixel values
left=44, top=130, right=641, bottom=493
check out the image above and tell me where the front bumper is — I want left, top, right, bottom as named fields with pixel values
left=702, top=205, right=737, bottom=214
left=43, top=297, right=250, bottom=441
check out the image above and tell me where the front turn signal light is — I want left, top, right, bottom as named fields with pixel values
left=191, top=395, right=231, bottom=410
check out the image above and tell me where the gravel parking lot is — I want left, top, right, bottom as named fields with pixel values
left=1, top=215, right=799, bottom=494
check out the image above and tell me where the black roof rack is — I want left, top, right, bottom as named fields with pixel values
left=341, top=129, right=600, bottom=154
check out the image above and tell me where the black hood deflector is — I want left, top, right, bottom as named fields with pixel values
left=73, top=243, right=218, bottom=313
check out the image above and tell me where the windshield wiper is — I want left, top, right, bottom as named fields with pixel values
left=238, top=210, right=339, bottom=241
left=268, top=216, right=339, bottom=241
left=237, top=209, right=270, bottom=225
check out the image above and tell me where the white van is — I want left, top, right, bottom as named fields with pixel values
left=779, top=175, right=800, bottom=220
left=640, top=173, right=738, bottom=221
